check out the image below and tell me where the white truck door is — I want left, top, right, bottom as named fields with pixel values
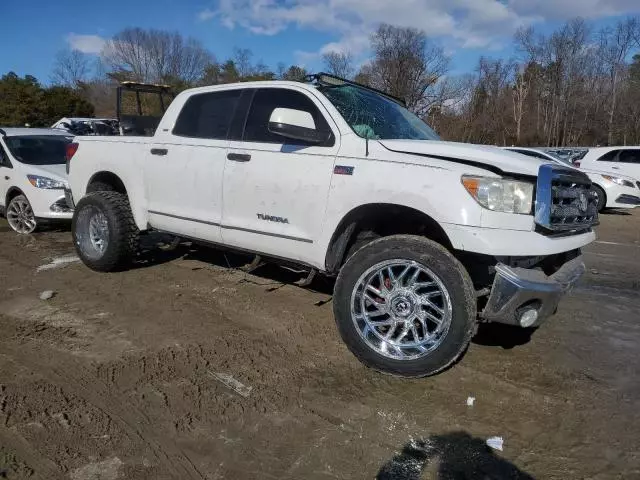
left=222, top=87, right=340, bottom=264
left=145, top=89, right=243, bottom=242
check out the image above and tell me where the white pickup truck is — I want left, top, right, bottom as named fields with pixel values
left=66, top=74, right=597, bottom=377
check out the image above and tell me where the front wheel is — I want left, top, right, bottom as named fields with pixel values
left=333, top=235, right=477, bottom=377
left=72, top=191, right=139, bottom=272
left=6, top=194, right=37, bottom=234
left=593, top=185, right=606, bottom=212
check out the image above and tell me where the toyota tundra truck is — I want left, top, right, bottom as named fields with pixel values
left=65, top=73, right=597, bottom=377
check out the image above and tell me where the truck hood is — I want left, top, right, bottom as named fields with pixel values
left=28, top=164, right=68, bottom=182
left=378, top=139, right=546, bottom=177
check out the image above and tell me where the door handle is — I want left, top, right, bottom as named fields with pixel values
left=150, top=148, right=168, bottom=156
left=612, top=166, right=620, bottom=170
left=227, top=153, right=251, bottom=162
left=4, top=176, right=8, bottom=180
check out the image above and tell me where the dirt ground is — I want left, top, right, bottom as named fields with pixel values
left=0, top=210, right=639, bottom=480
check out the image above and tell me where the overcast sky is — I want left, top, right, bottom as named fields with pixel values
left=3, top=0, right=640, bottom=83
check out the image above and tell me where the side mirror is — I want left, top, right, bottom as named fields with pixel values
left=268, top=108, right=330, bottom=144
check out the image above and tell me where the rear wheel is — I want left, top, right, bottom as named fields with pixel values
left=72, top=191, right=139, bottom=271
left=6, top=195, right=37, bottom=234
left=333, top=235, right=477, bottom=377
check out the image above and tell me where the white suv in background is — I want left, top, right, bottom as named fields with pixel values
left=0, top=128, right=74, bottom=233
left=505, top=147, right=640, bottom=212
left=578, top=147, right=640, bottom=182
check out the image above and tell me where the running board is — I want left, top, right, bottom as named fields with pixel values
left=294, top=268, right=317, bottom=287
left=240, top=255, right=265, bottom=273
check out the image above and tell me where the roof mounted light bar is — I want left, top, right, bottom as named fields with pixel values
left=306, top=72, right=406, bottom=106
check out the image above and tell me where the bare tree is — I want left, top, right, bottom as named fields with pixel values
left=322, top=51, right=354, bottom=79
left=368, top=24, right=449, bottom=115
left=598, top=18, right=638, bottom=145
left=233, top=48, right=254, bottom=78
left=102, top=28, right=212, bottom=84
left=511, top=64, right=530, bottom=143
left=51, top=49, right=90, bottom=87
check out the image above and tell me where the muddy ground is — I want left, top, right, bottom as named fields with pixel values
left=0, top=211, right=639, bottom=480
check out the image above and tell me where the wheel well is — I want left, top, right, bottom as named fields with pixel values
left=87, top=172, right=127, bottom=194
left=325, top=203, right=452, bottom=273
left=5, top=187, right=24, bottom=207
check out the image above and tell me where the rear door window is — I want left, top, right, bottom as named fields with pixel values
left=618, top=149, right=640, bottom=164
left=173, top=90, right=242, bottom=140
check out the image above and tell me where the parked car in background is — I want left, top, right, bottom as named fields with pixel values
left=578, top=147, right=640, bottom=179
left=0, top=128, right=74, bottom=233
left=544, top=147, right=588, bottom=165
left=66, top=73, right=598, bottom=378
left=505, top=147, right=640, bottom=212
left=506, top=147, right=640, bottom=212
left=52, top=117, right=119, bottom=136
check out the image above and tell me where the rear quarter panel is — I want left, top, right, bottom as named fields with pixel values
left=68, top=137, right=150, bottom=230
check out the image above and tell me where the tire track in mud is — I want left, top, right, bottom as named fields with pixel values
left=0, top=338, right=207, bottom=479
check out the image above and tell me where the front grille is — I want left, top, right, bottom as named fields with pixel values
left=535, top=164, right=598, bottom=233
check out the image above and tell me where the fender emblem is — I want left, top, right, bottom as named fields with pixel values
left=334, top=165, right=354, bottom=175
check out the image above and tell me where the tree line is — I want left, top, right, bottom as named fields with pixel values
left=2, top=18, right=640, bottom=146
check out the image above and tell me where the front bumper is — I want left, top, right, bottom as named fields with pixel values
left=480, top=255, right=585, bottom=327
left=30, top=191, right=73, bottom=220
left=64, top=188, right=76, bottom=209
left=614, top=194, right=640, bottom=206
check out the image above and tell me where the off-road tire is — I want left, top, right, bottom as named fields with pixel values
left=333, top=235, right=477, bottom=378
left=72, top=191, right=139, bottom=272
left=593, top=185, right=606, bottom=212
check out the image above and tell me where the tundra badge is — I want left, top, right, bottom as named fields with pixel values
left=257, top=213, right=290, bottom=224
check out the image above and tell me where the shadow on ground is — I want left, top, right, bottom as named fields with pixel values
left=600, top=209, right=632, bottom=216
left=472, top=323, right=538, bottom=349
left=377, top=431, right=534, bottom=480
left=133, top=235, right=336, bottom=295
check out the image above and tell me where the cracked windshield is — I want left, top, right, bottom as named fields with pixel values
left=320, top=84, right=441, bottom=140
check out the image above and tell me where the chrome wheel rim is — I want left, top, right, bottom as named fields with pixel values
left=75, top=206, right=109, bottom=260
left=7, top=197, right=36, bottom=234
left=350, top=259, right=453, bottom=361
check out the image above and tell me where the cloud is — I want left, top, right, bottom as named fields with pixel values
left=198, top=8, right=216, bottom=21
left=202, top=0, right=640, bottom=63
left=509, top=0, right=640, bottom=20
left=66, top=33, right=106, bottom=54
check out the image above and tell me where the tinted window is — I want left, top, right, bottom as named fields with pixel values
left=243, top=88, right=333, bottom=145
left=173, top=90, right=241, bottom=139
left=4, top=135, right=73, bottom=165
left=618, top=149, right=640, bottom=164
left=597, top=150, right=620, bottom=162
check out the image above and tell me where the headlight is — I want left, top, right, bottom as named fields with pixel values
left=601, top=175, right=635, bottom=188
left=462, top=175, right=534, bottom=214
left=27, top=175, right=67, bottom=189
